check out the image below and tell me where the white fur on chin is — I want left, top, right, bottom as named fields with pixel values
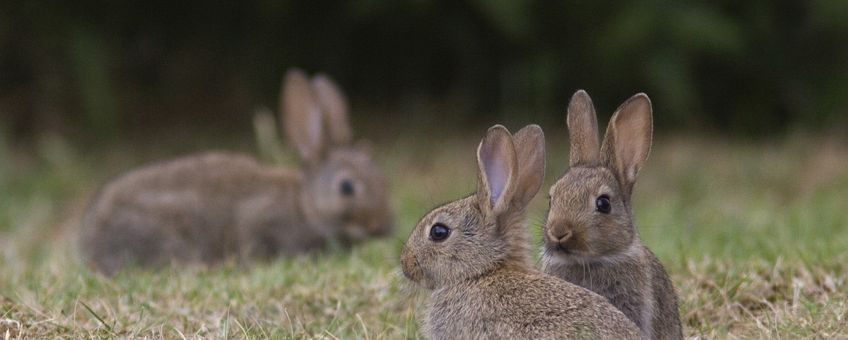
left=542, top=240, right=642, bottom=267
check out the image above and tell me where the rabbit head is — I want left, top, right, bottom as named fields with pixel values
left=401, top=125, right=545, bottom=289
left=543, top=90, right=652, bottom=263
left=281, top=69, right=394, bottom=244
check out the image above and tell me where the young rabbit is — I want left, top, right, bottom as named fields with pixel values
left=401, top=125, right=641, bottom=339
left=541, top=90, right=682, bottom=339
left=81, top=69, right=394, bottom=274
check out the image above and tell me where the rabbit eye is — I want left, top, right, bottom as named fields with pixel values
left=595, top=195, right=611, bottom=214
left=429, top=223, right=451, bottom=242
left=340, top=179, right=355, bottom=196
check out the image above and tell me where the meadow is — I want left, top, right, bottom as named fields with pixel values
left=1, top=130, right=846, bottom=338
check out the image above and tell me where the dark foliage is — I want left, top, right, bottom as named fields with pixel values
left=2, top=0, right=847, bottom=142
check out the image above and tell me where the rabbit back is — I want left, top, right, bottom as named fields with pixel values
left=81, top=152, right=315, bottom=274
left=648, top=248, right=684, bottom=339
left=426, top=267, right=641, bottom=339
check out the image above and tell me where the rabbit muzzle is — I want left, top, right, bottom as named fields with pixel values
left=400, top=246, right=423, bottom=283
left=368, top=212, right=395, bottom=237
left=342, top=212, right=394, bottom=241
left=545, top=222, right=586, bottom=255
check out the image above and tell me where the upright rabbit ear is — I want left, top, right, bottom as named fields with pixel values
left=282, top=68, right=324, bottom=164
left=476, top=125, right=518, bottom=220
left=511, top=125, right=545, bottom=208
left=567, top=90, right=601, bottom=167
left=253, top=107, right=285, bottom=164
left=311, top=74, right=352, bottom=145
left=601, top=93, right=653, bottom=196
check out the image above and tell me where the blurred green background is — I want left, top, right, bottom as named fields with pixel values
left=3, top=0, right=848, bottom=147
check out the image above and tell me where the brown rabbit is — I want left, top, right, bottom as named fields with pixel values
left=401, top=125, right=641, bottom=339
left=81, top=69, right=394, bottom=274
left=541, top=90, right=682, bottom=339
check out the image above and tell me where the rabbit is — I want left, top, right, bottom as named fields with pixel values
left=81, top=68, right=394, bottom=274
left=401, top=124, right=641, bottom=339
left=540, top=90, right=682, bottom=339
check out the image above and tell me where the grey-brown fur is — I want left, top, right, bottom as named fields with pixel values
left=541, top=90, right=682, bottom=339
left=401, top=125, right=641, bottom=339
left=81, top=69, right=393, bottom=274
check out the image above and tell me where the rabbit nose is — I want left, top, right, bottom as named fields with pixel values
left=400, top=247, right=422, bottom=282
left=548, top=229, right=573, bottom=244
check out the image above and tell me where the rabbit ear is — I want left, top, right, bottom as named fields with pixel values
left=601, top=93, right=653, bottom=194
left=253, top=106, right=285, bottom=164
left=511, top=125, right=545, bottom=208
left=282, top=68, right=325, bottom=164
left=311, top=74, right=353, bottom=145
left=476, top=125, right=518, bottom=220
left=567, top=90, right=601, bottom=167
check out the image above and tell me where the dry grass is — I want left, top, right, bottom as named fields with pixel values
left=1, top=131, right=847, bottom=338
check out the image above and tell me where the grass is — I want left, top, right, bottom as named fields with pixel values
left=1, top=130, right=847, bottom=338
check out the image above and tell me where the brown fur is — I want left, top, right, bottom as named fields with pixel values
left=541, top=90, right=682, bottom=339
left=81, top=69, right=393, bottom=275
left=401, top=125, right=641, bottom=339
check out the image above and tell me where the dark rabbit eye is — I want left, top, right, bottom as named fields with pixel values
left=429, top=223, right=451, bottom=242
left=340, top=179, right=355, bottom=196
left=596, top=195, right=611, bottom=214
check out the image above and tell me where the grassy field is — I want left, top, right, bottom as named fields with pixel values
left=1, top=131, right=847, bottom=338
